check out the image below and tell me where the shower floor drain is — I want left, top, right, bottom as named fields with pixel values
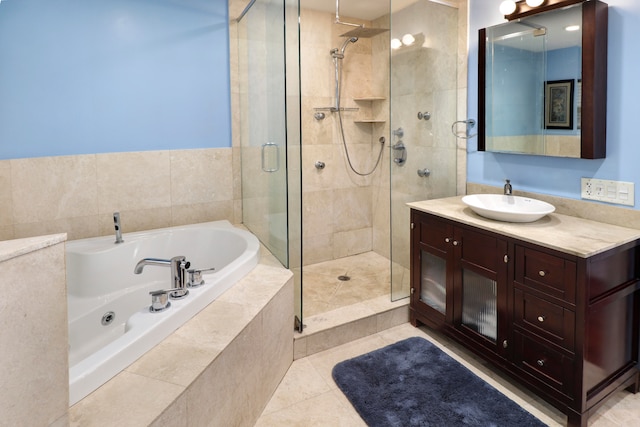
left=338, top=275, right=351, bottom=281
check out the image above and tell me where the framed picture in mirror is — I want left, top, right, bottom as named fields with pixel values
left=544, top=79, right=574, bottom=129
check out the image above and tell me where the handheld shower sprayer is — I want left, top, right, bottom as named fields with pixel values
left=341, top=36, right=358, bottom=54
left=331, top=37, right=358, bottom=59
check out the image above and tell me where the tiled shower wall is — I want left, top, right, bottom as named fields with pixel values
left=0, top=148, right=241, bottom=242
left=300, top=9, right=390, bottom=266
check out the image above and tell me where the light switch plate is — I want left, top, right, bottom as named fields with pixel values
left=581, top=178, right=635, bottom=207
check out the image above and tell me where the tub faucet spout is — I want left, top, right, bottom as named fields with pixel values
left=134, top=256, right=191, bottom=299
left=113, top=212, right=124, bottom=244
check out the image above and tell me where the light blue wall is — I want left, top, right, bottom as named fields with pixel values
left=468, top=0, right=640, bottom=209
left=0, top=0, right=230, bottom=159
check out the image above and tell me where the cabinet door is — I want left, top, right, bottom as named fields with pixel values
left=453, top=227, right=510, bottom=357
left=411, top=212, right=453, bottom=328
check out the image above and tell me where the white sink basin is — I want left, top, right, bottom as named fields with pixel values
left=461, top=194, right=555, bottom=223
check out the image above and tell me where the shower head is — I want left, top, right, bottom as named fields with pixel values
left=340, top=37, right=358, bottom=54
left=340, top=26, right=389, bottom=38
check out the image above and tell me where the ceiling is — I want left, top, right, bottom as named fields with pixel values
left=301, top=0, right=418, bottom=21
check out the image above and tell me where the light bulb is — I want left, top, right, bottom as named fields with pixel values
left=401, top=34, right=415, bottom=46
left=499, top=0, right=516, bottom=15
left=526, top=0, right=544, bottom=6
left=390, top=38, right=402, bottom=50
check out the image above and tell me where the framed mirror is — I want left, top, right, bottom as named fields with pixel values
left=478, top=0, right=608, bottom=159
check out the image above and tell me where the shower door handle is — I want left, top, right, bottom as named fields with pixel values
left=261, top=142, right=280, bottom=173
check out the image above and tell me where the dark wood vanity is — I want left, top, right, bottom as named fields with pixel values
left=409, top=198, right=640, bottom=427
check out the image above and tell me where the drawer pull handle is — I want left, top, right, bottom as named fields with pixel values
left=538, top=270, right=546, bottom=277
left=537, top=359, right=545, bottom=367
left=537, top=315, right=546, bottom=323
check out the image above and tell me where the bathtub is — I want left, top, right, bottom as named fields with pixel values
left=66, top=220, right=260, bottom=405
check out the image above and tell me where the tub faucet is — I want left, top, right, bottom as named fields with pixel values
left=504, top=179, right=512, bottom=195
left=134, top=256, right=191, bottom=299
left=113, top=212, right=124, bottom=244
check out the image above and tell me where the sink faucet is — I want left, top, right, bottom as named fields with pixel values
left=134, top=256, right=191, bottom=299
left=504, top=179, right=513, bottom=195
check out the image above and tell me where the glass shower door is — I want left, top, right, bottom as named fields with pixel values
left=390, top=0, right=460, bottom=300
left=236, top=0, right=302, bottom=328
left=237, top=0, right=289, bottom=265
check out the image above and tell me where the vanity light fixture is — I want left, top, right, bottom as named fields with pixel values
left=565, top=24, right=580, bottom=31
left=499, top=0, right=517, bottom=15
left=501, top=0, right=547, bottom=15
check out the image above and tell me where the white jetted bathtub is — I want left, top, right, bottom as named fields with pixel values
left=66, top=220, right=260, bottom=405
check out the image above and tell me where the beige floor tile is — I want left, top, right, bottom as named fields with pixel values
left=306, top=334, right=390, bottom=390
left=261, top=358, right=332, bottom=416
left=255, top=391, right=366, bottom=427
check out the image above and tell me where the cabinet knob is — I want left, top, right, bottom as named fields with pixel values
left=538, top=270, right=546, bottom=277
left=503, top=255, right=509, bottom=263
left=445, top=237, right=451, bottom=243
left=453, top=240, right=459, bottom=246
left=537, top=315, right=546, bottom=323
left=502, top=340, right=508, bottom=349
left=537, top=359, right=545, bottom=367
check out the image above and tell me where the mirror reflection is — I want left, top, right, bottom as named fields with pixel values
left=483, top=4, right=583, bottom=157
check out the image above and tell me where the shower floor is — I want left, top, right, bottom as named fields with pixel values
left=303, top=251, right=407, bottom=318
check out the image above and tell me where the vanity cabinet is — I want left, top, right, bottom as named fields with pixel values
left=410, top=207, right=640, bottom=427
left=411, top=213, right=510, bottom=361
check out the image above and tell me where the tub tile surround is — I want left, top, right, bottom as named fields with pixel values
left=0, top=147, right=240, bottom=242
left=69, top=246, right=294, bottom=426
left=0, top=234, right=69, bottom=427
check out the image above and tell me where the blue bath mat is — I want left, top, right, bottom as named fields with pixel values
left=332, top=336, right=546, bottom=426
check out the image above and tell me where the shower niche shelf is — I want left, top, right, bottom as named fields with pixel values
left=353, top=96, right=386, bottom=123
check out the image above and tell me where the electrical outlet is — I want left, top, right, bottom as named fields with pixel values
left=581, top=178, right=635, bottom=207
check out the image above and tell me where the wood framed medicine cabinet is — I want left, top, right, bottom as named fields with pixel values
left=478, top=0, right=608, bottom=159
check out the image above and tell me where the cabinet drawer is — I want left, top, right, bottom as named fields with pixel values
left=419, top=215, right=451, bottom=252
left=514, top=288, right=575, bottom=350
left=513, top=331, right=575, bottom=397
left=516, top=246, right=576, bottom=303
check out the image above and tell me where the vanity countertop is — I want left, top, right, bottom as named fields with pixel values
left=0, top=233, right=67, bottom=263
left=409, top=196, right=640, bottom=258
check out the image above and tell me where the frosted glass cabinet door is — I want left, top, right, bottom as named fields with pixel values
left=420, top=250, right=447, bottom=314
left=461, top=269, right=497, bottom=342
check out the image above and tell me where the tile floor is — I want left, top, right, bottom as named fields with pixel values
left=302, top=251, right=403, bottom=318
left=256, top=323, right=640, bottom=426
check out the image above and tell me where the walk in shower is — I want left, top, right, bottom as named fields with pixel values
left=230, top=0, right=465, bottom=331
